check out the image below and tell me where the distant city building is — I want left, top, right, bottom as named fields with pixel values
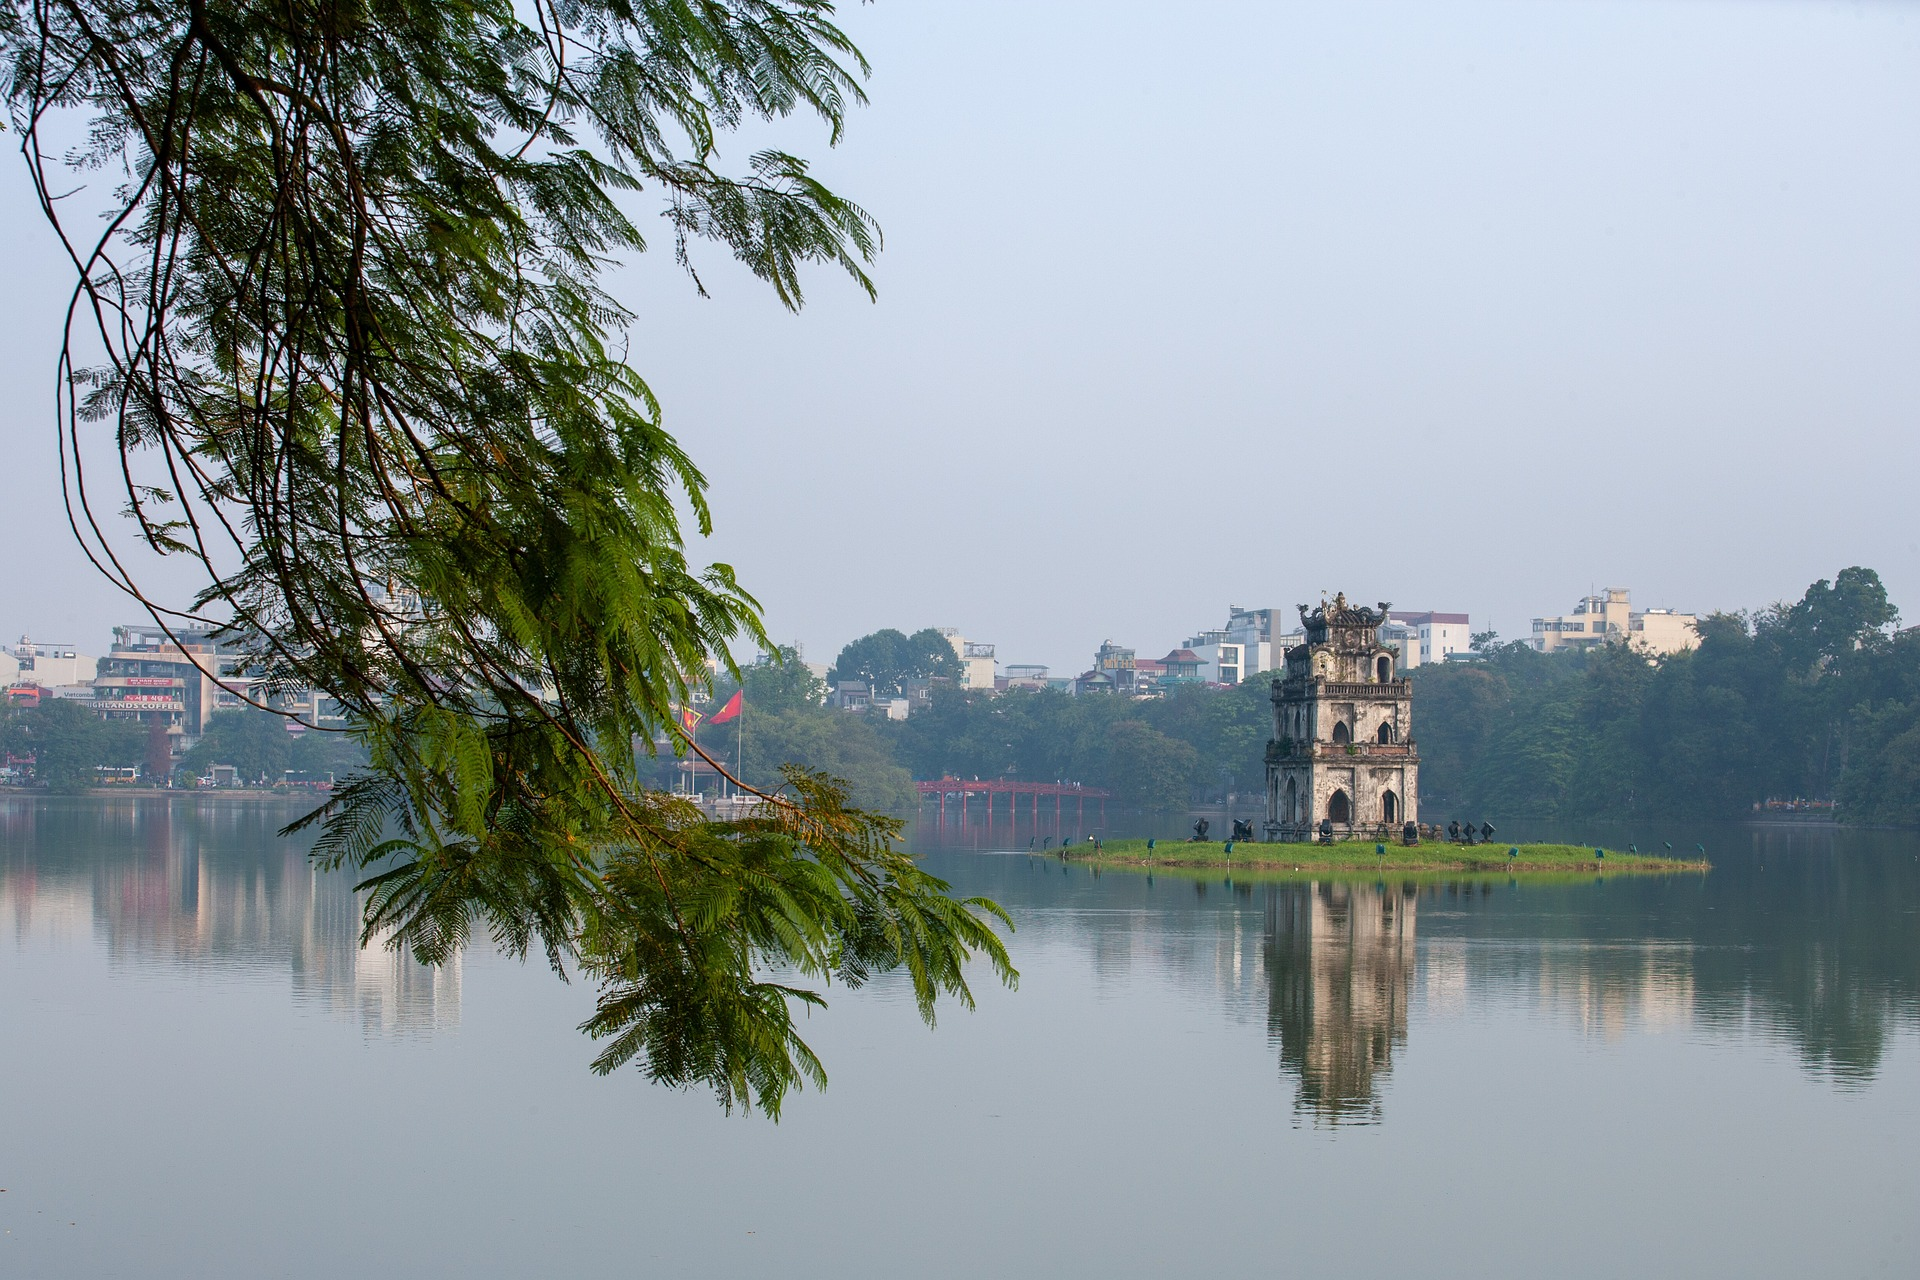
left=828, top=681, right=912, bottom=719
left=1073, top=668, right=1117, bottom=695
left=92, top=623, right=226, bottom=738
left=1265, top=596, right=1419, bottom=841
left=829, top=679, right=872, bottom=712
left=9, top=637, right=97, bottom=687
left=1002, top=663, right=1050, bottom=691
left=900, top=675, right=955, bottom=715
left=960, top=641, right=996, bottom=690
left=1384, top=611, right=1472, bottom=667
left=1157, top=649, right=1204, bottom=686
left=1226, top=605, right=1284, bottom=638
left=1091, top=640, right=1138, bottom=694
left=936, top=628, right=998, bottom=691
left=901, top=677, right=932, bottom=714
left=1531, top=588, right=1698, bottom=657
left=1628, top=608, right=1700, bottom=656
left=5, top=683, right=50, bottom=708
left=89, top=623, right=343, bottom=740
left=1185, top=606, right=1283, bottom=684
left=1183, top=630, right=1266, bottom=685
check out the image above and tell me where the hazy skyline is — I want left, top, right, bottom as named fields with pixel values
left=4, top=0, right=1918, bottom=676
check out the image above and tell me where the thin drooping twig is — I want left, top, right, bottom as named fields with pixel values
left=5, top=0, right=1012, bottom=1117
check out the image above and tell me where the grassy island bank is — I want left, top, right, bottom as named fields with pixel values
left=1063, top=838, right=1709, bottom=875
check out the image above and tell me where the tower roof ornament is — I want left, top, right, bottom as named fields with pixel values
left=1298, top=594, right=1392, bottom=632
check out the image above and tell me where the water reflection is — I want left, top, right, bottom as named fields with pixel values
left=6, top=801, right=1917, bottom=1113
left=0, top=797, right=458, bottom=1033
left=1263, top=882, right=1414, bottom=1124
left=955, top=824, right=1920, bottom=1125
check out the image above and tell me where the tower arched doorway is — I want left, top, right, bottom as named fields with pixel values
left=1382, top=790, right=1397, bottom=824
left=1332, top=721, right=1351, bottom=746
left=1328, top=789, right=1351, bottom=824
left=1284, top=777, right=1298, bottom=825
left=1377, top=655, right=1392, bottom=682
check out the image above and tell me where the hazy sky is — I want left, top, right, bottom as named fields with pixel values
left=4, top=0, right=1918, bottom=675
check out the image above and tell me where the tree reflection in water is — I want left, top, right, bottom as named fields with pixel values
left=981, top=828, right=1920, bottom=1127
left=8, top=803, right=1918, bottom=1104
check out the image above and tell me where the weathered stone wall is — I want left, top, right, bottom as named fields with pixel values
left=1264, top=595, right=1421, bottom=841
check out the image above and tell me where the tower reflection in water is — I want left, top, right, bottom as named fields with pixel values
left=0, top=797, right=458, bottom=1034
left=1262, top=881, right=1415, bottom=1126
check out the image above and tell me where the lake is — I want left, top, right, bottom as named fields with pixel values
left=3, top=797, right=1917, bottom=1278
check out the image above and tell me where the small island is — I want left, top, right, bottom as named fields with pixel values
left=1063, top=838, right=1709, bottom=875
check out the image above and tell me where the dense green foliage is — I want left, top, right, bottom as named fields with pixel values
left=828, top=627, right=960, bottom=695
left=182, top=708, right=370, bottom=783
left=0, top=699, right=145, bottom=790
left=660, top=649, right=915, bottom=813
left=1414, top=568, right=1916, bottom=822
left=845, top=569, right=1918, bottom=826
left=882, top=678, right=1271, bottom=812
left=6, top=0, right=1011, bottom=1113
left=0, top=701, right=363, bottom=788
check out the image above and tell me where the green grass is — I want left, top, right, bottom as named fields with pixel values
left=1060, top=838, right=1709, bottom=874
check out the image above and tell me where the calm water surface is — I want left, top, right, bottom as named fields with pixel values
left=4, top=798, right=1918, bottom=1278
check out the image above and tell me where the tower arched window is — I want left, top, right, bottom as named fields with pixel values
left=1377, top=655, right=1392, bottom=682
left=1377, top=722, right=1395, bottom=744
left=1332, top=721, right=1351, bottom=745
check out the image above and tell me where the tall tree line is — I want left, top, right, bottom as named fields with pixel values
left=1417, top=567, right=1917, bottom=823
left=803, top=568, right=1918, bottom=825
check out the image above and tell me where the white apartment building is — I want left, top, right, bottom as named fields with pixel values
left=937, top=629, right=998, bottom=690
left=1384, top=612, right=1472, bottom=667
left=10, top=638, right=98, bottom=687
left=1184, top=605, right=1289, bottom=685
left=1182, top=601, right=1453, bottom=685
left=1531, top=588, right=1698, bottom=657
left=1206, top=603, right=1464, bottom=675
left=1183, top=630, right=1271, bottom=685
left=1630, top=609, right=1699, bottom=655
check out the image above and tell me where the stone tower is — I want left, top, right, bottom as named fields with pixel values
left=1264, top=594, right=1419, bottom=841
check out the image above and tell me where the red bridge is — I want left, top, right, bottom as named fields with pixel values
left=915, top=777, right=1108, bottom=840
